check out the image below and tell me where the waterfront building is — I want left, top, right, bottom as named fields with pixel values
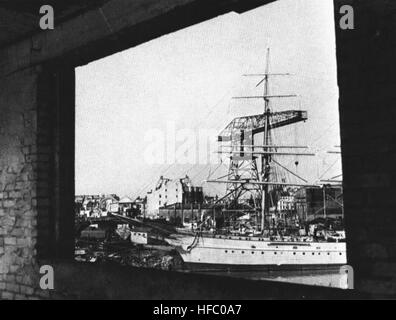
left=145, top=175, right=203, bottom=219
left=130, top=227, right=150, bottom=244
left=294, top=185, right=343, bottom=221
left=118, top=196, right=134, bottom=216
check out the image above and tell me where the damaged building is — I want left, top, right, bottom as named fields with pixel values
left=145, top=175, right=203, bottom=219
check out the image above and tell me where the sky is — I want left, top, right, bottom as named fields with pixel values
left=75, top=0, right=341, bottom=198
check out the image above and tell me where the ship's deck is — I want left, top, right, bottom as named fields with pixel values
left=186, top=233, right=345, bottom=244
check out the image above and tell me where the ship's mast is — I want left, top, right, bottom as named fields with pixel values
left=207, top=47, right=313, bottom=235
left=261, top=48, right=271, bottom=233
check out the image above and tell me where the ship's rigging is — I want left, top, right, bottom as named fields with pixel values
left=206, top=48, right=316, bottom=233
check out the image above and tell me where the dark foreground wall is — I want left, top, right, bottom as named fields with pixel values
left=45, top=261, right=361, bottom=300
left=334, top=0, right=396, bottom=297
left=0, top=67, right=44, bottom=300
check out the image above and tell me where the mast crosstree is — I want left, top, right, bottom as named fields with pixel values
left=208, top=48, right=311, bottom=234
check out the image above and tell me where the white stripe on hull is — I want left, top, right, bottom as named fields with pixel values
left=167, top=235, right=347, bottom=266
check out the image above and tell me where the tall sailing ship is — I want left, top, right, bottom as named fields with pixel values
left=167, top=49, right=346, bottom=270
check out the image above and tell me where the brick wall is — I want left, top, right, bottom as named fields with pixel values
left=0, top=67, right=50, bottom=299
left=0, top=61, right=75, bottom=299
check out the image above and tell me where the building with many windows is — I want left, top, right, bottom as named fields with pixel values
left=277, top=196, right=295, bottom=212
left=145, top=175, right=203, bottom=219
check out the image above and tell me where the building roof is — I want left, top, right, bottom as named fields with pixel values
left=119, top=196, right=134, bottom=204
left=131, top=227, right=151, bottom=233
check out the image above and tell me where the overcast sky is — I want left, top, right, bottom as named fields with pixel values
left=76, top=0, right=341, bottom=197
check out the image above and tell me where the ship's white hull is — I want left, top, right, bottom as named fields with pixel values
left=167, top=234, right=346, bottom=268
